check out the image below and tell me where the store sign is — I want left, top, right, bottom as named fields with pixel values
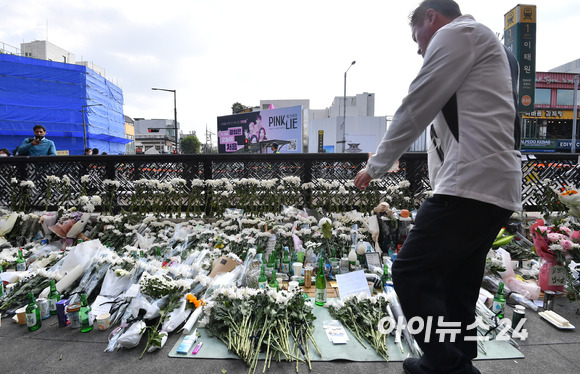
left=504, top=5, right=536, bottom=112
left=521, top=138, right=580, bottom=150
left=523, top=109, right=580, bottom=119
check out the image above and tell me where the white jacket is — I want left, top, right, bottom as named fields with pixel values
left=366, top=15, right=522, bottom=211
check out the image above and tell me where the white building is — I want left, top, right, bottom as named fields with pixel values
left=133, top=118, right=180, bottom=154
left=20, top=40, right=106, bottom=76
left=261, top=94, right=388, bottom=153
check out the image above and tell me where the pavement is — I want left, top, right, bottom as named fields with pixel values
left=1, top=296, right=579, bottom=374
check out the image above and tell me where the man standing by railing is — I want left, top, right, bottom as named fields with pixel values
left=16, top=125, right=56, bottom=156
left=354, top=1, right=522, bottom=373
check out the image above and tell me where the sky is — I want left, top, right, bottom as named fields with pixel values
left=1, top=0, right=579, bottom=142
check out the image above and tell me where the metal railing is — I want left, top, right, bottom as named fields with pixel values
left=0, top=152, right=577, bottom=214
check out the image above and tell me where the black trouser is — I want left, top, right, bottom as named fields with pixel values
left=392, top=194, right=512, bottom=373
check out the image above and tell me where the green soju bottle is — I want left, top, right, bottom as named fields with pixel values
left=269, top=269, right=279, bottom=292
left=79, top=293, right=93, bottom=332
left=281, top=247, right=290, bottom=274
left=47, top=279, right=61, bottom=315
left=492, top=281, right=506, bottom=318
left=381, top=264, right=393, bottom=292
left=16, top=248, right=26, bottom=272
left=315, top=257, right=327, bottom=306
left=258, top=264, right=268, bottom=290
left=289, top=250, right=298, bottom=276
left=25, top=292, right=42, bottom=331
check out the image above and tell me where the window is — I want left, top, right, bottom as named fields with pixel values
left=535, top=88, right=551, bottom=105
left=556, top=89, right=580, bottom=106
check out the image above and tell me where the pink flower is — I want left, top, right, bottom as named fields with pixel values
left=560, top=239, right=574, bottom=251
left=559, top=226, right=572, bottom=236
left=571, top=231, right=580, bottom=242
left=547, top=232, right=566, bottom=243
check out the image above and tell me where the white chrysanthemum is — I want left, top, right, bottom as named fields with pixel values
left=47, top=175, right=61, bottom=183
left=90, top=195, right=102, bottom=205
left=62, top=175, right=71, bottom=185
left=80, top=175, right=90, bottom=183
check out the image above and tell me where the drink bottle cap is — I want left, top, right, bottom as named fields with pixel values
left=400, top=209, right=410, bottom=218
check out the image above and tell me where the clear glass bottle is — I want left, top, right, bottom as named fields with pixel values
left=79, top=293, right=93, bottom=332
left=348, top=245, right=357, bottom=271
left=25, top=292, right=42, bottom=331
left=315, top=257, right=327, bottom=306
left=47, top=279, right=61, bottom=315
left=0, top=264, right=4, bottom=298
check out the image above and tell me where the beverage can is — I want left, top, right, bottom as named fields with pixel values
left=37, top=298, right=50, bottom=319
left=512, top=305, right=525, bottom=329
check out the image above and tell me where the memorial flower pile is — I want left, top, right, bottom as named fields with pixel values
left=204, top=287, right=320, bottom=373
left=327, top=293, right=391, bottom=361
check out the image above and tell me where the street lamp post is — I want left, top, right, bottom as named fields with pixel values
left=152, top=88, right=178, bottom=153
left=338, top=61, right=356, bottom=153
left=82, top=104, right=103, bottom=149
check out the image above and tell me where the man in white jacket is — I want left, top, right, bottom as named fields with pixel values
left=354, top=1, right=522, bottom=373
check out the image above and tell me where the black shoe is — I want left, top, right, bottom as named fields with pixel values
left=403, top=357, right=480, bottom=374
left=403, top=358, right=427, bottom=374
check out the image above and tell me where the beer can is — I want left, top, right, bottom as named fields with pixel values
left=512, top=305, right=525, bottom=329
left=37, top=298, right=50, bottom=320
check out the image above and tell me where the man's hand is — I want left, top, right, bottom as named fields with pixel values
left=31, top=139, right=41, bottom=146
left=354, top=169, right=373, bottom=190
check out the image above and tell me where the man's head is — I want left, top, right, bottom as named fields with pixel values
left=92, top=148, right=99, bottom=155
left=409, top=0, right=462, bottom=57
left=271, top=143, right=278, bottom=152
left=33, top=125, right=46, bottom=139
left=85, top=148, right=93, bottom=155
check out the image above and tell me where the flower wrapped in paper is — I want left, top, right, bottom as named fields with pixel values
left=530, top=219, right=580, bottom=292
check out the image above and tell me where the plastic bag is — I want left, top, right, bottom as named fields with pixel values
left=100, top=269, right=133, bottom=297
left=497, top=248, right=541, bottom=300
left=161, top=298, right=192, bottom=333
left=117, top=320, right=147, bottom=349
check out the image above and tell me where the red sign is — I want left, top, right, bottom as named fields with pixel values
left=521, top=95, right=532, bottom=106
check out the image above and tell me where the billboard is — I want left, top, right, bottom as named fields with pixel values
left=217, top=105, right=302, bottom=153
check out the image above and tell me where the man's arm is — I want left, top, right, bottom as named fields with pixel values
left=47, top=141, right=57, bottom=156
left=364, top=25, right=475, bottom=180
left=17, top=138, right=33, bottom=155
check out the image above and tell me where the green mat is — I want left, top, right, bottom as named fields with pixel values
left=168, top=301, right=524, bottom=362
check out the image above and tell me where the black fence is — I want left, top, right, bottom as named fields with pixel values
left=0, top=152, right=577, bottom=214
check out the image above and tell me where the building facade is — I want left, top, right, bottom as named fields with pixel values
left=521, top=71, right=580, bottom=152
left=133, top=118, right=180, bottom=154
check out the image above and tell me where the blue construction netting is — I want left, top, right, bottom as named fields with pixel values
left=0, top=53, right=130, bottom=155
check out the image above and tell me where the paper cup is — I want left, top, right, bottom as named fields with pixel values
left=96, top=313, right=111, bottom=330
left=16, top=307, right=27, bottom=325
left=292, top=262, right=303, bottom=276
left=288, top=281, right=300, bottom=292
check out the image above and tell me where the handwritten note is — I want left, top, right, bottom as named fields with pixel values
left=336, top=270, right=371, bottom=299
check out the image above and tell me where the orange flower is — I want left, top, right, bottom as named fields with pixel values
left=186, top=294, right=203, bottom=308
left=562, top=190, right=578, bottom=196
